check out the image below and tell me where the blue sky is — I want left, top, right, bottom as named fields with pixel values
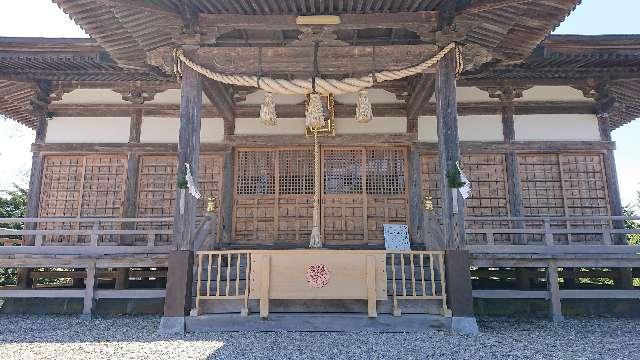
left=554, top=0, right=640, bottom=206
left=0, top=0, right=639, bottom=205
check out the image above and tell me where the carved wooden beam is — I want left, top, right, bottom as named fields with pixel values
left=149, top=44, right=438, bottom=77
left=202, top=79, right=235, bottom=135
left=186, top=11, right=439, bottom=44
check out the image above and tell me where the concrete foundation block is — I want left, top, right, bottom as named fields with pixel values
left=451, top=316, right=479, bottom=335
left=158, top=316, right=186, bottom=335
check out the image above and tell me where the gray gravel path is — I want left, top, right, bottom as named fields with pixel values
left=0, top=315, right=638, bottom=360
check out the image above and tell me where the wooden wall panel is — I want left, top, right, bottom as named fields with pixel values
left=80, top=155, right=127, bottom=217
left=559, top=154, right=611, bottom=243
left=420, top=154, right=511, bottom=245
left=518, top=154, right=565, bottom=217
left=137, top=155, right=177, bottom=218
left=136, top=154, right=223, bottom=245
left=39, top=154, right=127, bottom=244
left=137, top=154, right=224, bottom=218
left=39, top=156, right=85, bottom=218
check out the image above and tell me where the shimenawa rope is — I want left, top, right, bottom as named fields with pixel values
left=173, top=43, right=462, bottom=95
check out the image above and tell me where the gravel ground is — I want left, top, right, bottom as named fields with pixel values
left=0, top=315, right=638, bottom=360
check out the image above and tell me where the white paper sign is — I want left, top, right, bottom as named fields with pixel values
left=384, top=224, right=411, bottom=251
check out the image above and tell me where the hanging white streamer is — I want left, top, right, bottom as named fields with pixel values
left=458, top=163, right=472, bottom=200
left=185, top=163, right=201, bottom=199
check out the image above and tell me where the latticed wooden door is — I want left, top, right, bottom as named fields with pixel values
left=322, top=147, right=409, bottom=246
left=233, top=148, right=314, bottom=246
left=233, top=146, right=409, bottom=247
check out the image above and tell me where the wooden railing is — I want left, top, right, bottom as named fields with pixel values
left=195, top=250, right=449, bottom=317
left=195, top=250, right=251, bottom=316
left=387, top=251, right=450, bottom=317
left=465, top=216, right=640, bottom=246
left=0, top=217, right=175, bottom=249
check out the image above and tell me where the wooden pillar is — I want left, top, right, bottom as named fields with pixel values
left=599, top=116, right=626, bottom=244
left=408, top=145, right=423, bottom=246
left=18, top=99, right=49, bottom=289
left=164, top=49, right=202, bottom=320
left=116, top=108, right=143, bottom=288
left=173, top=59, right=203, bottom=251
left=435, top=51, right=464, bottom=250
left=221, top=148, right=234, bottom=245
left=547, top=262, right=564, bottom=322
left=436, top=51, right=475, bottom=329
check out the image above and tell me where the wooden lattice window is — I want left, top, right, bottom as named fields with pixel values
left=278, top=149, right=314, bottom=195
left=323, top=149, right=362, bottom=195
left=322, top=147, right=408, bottom=246
left=235, top=151, right=275, bottom=195
left=366, top=148, right=406, bottom=196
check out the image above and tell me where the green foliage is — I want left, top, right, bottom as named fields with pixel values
left=446, top=165, right=466, bottom=189
left=176, top=177, right=188, bottom=190
left=0, top=186, right=26, bottom=228
left=0, top=185, right=26, bottom=286
left=623, top=189, right=640, bottom=245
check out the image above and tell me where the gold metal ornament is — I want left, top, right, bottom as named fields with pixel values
left=423, top=196, right=434, bottom=212
left=206, top=197, right=218, bottom=212
left=304, top=93, right=335, bottom=136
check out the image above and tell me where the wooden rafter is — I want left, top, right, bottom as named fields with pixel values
left=406, top=74, right=436, bottom=120
left=202, top=79, right=236, bottom=135
left=457, top=0, right=534, bottom=15
left=95, top=0, right=178, bottom=16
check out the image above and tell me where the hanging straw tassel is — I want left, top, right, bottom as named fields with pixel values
left=260, top=92, right=278, bottom=127
left=306, top=93, right=326, bottom=129
left=355, top=89, right=373, bottom=123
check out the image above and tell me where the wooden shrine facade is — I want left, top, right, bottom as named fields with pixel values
left=2, top=1, right=640, bottom=331
left=30, top=143, right=615, bottom=248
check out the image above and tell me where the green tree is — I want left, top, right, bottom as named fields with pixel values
left=0, top=185, right=26, bottom=286
left=0, top=186, right=26, bottom=227
left=624, top=190, right=640, bottom=245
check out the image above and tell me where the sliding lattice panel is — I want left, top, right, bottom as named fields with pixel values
left=38, top=155, right=127, bottom=244
left=234, top=150, right=277, bottom=245
left=278, top=149, right=314, bottom=244
left=364, top=148, right=408, bottom=245
left=323, top=147, right=409, bottom=247
left=322, top=148, right=366, bottom=245
left=232, top=147, right=409, bottom=247
left=233, top=148, right=313, bottom=246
